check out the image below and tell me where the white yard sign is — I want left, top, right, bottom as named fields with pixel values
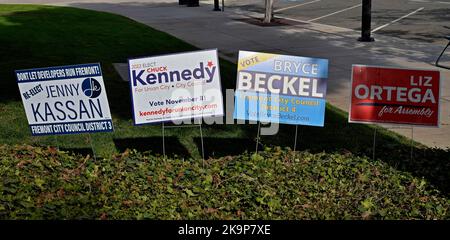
left=16, top=63, right=114, bottom=136
left=128, top=49, right=224, bottom=125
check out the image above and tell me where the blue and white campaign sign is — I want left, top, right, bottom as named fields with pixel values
left=128, top=49, right=224, bottom=125
left=16, top=63, right=114, bottom=136
left=233, top=51, right=328, bottom=126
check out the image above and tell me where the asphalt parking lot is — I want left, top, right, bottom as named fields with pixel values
left=224, top=0, right=450, bottom=45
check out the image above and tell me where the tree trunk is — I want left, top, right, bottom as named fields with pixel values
left=263, top=0, right=274, bottom=23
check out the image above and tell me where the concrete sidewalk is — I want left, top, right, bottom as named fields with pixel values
left=4, top=0, right=450, bottom=148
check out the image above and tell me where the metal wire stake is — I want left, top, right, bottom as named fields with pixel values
left=293, top=125, right=299, bottom=152
left=88, top=133, right=97, bottom=161
left=53, top=135, right=59, bottom=151
left=372, top=128, right=377, bottom=161
left=410, top=127, right=414, bottom=162
left=199, top=119, right=205, bottom=167
left=255, top=122, right=261, bottom=155
left=162, top=122, right=166, bottom=160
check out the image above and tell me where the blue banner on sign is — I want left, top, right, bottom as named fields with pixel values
left=15, top=63, right=103, bottom=83
left=29, top=120, right=114, bottom=136
left=234, top=90, right=326, bottom=126
left=244, top=55, right=328, bottom=79
left=233, top=51, right=328, bottom=126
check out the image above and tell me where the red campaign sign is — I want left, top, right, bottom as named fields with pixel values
left=349, top=65, right=440, bottom=126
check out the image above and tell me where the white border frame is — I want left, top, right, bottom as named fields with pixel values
left=127, top=48, right=224, bottom=126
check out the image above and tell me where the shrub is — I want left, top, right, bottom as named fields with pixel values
left=0, top=144, right=448, bottom=219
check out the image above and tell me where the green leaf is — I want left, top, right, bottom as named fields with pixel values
left=185, top=189, right=195, bottom=197
left=361, top=198, right=374, bottom=210
left=34, top=178, right=45, bottom=189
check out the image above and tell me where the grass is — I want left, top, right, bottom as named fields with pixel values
left=0, top=3, right=449, bottom=202
left=0, top=4, right=240, bottom=158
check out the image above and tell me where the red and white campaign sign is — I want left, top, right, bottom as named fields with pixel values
left=349, top=65, right=440, bottom=126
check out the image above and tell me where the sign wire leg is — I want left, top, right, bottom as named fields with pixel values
left=88, top=133, right=97, bottom=161
left=410, top=127, right=414, bottom=162
left=255, top=122, right=261, bottom=155
left=162, top=122, right=166, bottom=160
left=198, top=119, right=205, bottom=167
left=372, top=128, right=377, bottom=161
left=293, top=125, right=299, bottom=152
left=53, top=135, right=59, bottom=151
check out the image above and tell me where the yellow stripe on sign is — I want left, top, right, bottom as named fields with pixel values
left=238, top=52, right=277, bottom=71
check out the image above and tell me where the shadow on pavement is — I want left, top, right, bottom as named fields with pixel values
left=114, top=136, right=192, bottom=158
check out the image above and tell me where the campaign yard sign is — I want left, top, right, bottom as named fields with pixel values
left=128, top=49, right=224, bottom=125
left=233, top=51, right=328, bottom=126
left=16, top=63, right=114, bottom=136
left=350, top=65, right=440, bottom=126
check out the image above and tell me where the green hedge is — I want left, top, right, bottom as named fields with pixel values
left=0, top=144, right=448, bottom=219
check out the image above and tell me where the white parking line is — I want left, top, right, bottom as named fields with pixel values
left=409, top=0, right=450, bottom=4
left=307, top=4, right=362, bottom=22
left=372, top=7, right=425, bottom=33
left=276, top=15, right=358, bottom=33
left=274, top=0, right=321, bottom=13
